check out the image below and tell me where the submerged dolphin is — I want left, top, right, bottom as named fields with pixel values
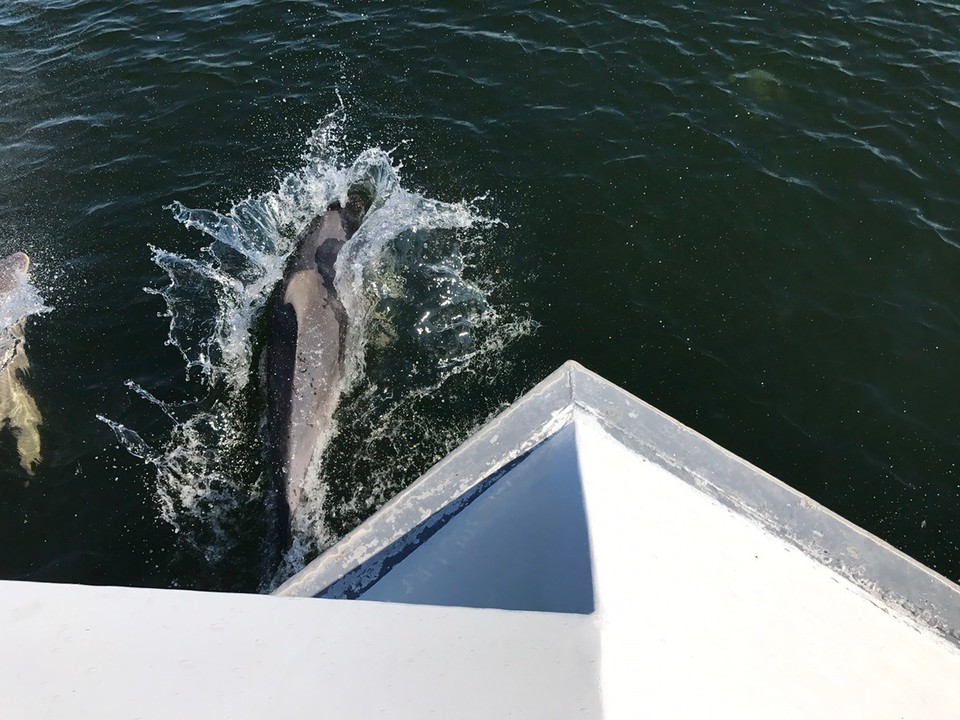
left=0, top=252, right=42, bottom=475
left=729, top=68, right=787, bottom=102
left=266, top=194, right=368, bottom=542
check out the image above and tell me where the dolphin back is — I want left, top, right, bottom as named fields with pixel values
left=266, top=194, right=368, bottom=544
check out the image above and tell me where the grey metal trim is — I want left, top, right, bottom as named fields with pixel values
left=276, top=361, right=960, bottom=649
left=306, top=450, right=537, bottom=601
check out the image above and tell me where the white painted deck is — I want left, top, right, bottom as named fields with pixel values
left=3, top=362, right=960, bottom=718
left=573, top=412, right=960, bottom=717
left=0, top=579, right=599, bottom=718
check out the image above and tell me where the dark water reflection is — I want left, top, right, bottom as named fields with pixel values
left=1, top=0, right=958, bottom=588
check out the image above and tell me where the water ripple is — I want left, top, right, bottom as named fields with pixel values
left=3, top=0, right=960, bottom=586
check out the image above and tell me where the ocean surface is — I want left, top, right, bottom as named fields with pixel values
left=1, top=0, right=959, bottom=591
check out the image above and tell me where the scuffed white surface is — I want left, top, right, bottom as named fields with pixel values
left=573, top=412, right=960, bottom=719
left=0, top=581, right=600, bottom=719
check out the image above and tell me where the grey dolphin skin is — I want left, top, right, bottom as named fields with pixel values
left=266, top=194, right=368, bottom=544
left=0, top=252, right=42, bottom=475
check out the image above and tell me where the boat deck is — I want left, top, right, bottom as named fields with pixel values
left=4, top=362, right=960, bottom=718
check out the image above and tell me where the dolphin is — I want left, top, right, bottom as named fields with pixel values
left=729, top=68, right=787, bottom=102
left=0, top=252, right=42, bottom=475
left=0, top=252, right=28, bottom=296
left=266, top=194, right=368, bottom=543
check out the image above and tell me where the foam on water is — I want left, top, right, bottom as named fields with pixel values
left=100, top=103, right=531, bottom=581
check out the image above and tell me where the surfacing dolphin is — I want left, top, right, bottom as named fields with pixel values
left=266, top=193, right=369, bottom=544
left=0, top=252, right=42, bottom=475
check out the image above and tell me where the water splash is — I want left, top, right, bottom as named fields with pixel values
left=100, top=103, right=532, bottom=584
left=0, top=267, right=48, bottom=367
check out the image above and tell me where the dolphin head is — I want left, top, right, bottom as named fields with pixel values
left=341, top=185, right=372, bottom=238
left=0, top=252, right=30, bottom=295
left=2, top=252, right=29, bottom=274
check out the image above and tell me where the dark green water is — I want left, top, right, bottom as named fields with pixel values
left=2, top=0, right=960, bottom=590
